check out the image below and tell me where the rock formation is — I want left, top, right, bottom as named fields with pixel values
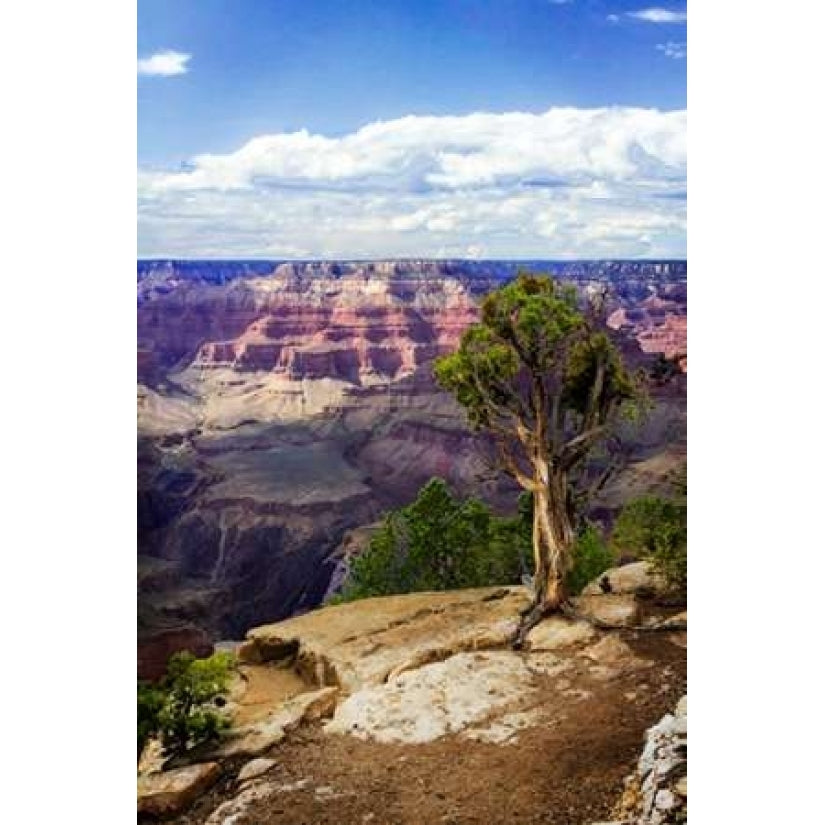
left=596, top=695, right=688, bottom=824
left=138, top=576, right=686, bottom=823
left=137, top=260, right=687, bottom=676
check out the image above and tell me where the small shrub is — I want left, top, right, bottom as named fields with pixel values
left=137, top=682, right=165, bottom=758
left=137, top=650, right=235, bottom=759
left=611, top=469, right=687, bottom=596
left=566, top=524, right=615, bottom=595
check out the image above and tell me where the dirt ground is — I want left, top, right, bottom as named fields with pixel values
left=167, top=632, right=686, bottom=825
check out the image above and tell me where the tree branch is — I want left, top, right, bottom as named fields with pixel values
left=496, top=441, right=538, bottom=492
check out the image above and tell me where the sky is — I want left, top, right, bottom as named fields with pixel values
left=138, top=0, right=686, bottom=259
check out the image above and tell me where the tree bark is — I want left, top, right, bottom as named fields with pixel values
left=533, top=473, right=574, bottom=610
left=513, top=466, right=576, bottom=648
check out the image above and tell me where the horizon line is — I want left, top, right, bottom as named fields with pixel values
left=137, top=257, right=688, bottom=264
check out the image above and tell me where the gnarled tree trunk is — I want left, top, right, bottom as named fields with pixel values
left=514, top=467, right=575, bottom=647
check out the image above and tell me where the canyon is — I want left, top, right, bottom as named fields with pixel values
left=137, top=260, right=686, bottom=679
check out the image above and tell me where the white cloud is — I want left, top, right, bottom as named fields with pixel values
left=137, top=50, right=191, bottom=77
left=656, top=41, right=687, bottom=59
left=627, top=8, right=687, bottom=24
left=138, top=107, right=686, bottom=259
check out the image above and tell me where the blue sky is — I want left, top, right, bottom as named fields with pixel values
left=138, top=0, right=686, bottom=259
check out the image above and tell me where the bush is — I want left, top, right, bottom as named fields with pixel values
left=334, top=479, right=532, bottom=602
left=137, top=682, right=165, bottom=758
left=137, top=650, right=235, bottom=759
left=334, top=481, right=622, bottom=603
left=611, top=468, right=687, bottom=595
left=566, top=525, right=615, bottom=595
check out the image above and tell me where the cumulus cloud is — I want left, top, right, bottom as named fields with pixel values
left=137, top=50, right=191, bottom=77
left=627, top=8, right=687, bottom=24
left=138, top=107, right=686, bottom=259
left=656, top=41, right=687, bottom=59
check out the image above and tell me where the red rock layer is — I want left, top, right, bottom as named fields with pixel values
left=139, top=264, right=480, bottom=385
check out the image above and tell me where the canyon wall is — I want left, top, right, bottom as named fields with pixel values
left=137, top=260, right=686, bottom=677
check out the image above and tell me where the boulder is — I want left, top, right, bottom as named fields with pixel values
left=137, top=762, right=221, bottom=817
left=525, top=616, right=596, bottom=651
left=581, top=561, right=659, bottom=597
left=573, top=593, right=642, bottom=627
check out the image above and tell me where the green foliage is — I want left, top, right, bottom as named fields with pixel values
left=137, top=682, right=165, bottom=758
left=434, top=273, right=635, bottom=435
left=566, top=524, right=615, bottom=596
left=611, top=468, right=687, bottom=595
left=334, top=479, right=619, bottom=604
left=137, top=651, right=235, bottom=760
left=335, top=479, right=532, bottom=602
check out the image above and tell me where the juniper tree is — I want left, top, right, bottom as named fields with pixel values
left=434, top=273, right=637, bottom=641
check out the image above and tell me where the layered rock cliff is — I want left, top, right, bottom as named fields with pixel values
left=137, top=260, right=687, bottom=677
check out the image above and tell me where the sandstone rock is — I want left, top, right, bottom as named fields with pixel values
left=213, top=687, right=338, bottom=758
left=573, top=593, right=642, bottom=627
left=205, top=777, right=318, bottom=824
left=137, top=737, right=165, bottom=777
left=525, top=616, right=596, bottom=651
left=245, top=587, right=529, bottom=692
left=137, top=762, right=221, bottom=817
left=325, top=650, right=544, bottom=745
left=654, top=789, right=676, bottom=810
left=204, top=780, right=278, bottom=825
left=658, top=611, right=687, bottom=629
left=580, top=635, right=651, bottom=673
left=581, top=561, right=659, bottom=597
left=525, top=652, right=572, bottom=678
left=462, top=708, right=545, bottom=745
left=237, top=757, right=277, bottom=784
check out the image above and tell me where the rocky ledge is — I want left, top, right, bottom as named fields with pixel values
left=139, top=566, right=686, bottom=824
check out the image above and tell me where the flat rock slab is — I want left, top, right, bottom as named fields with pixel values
left=573, top=593, right=642, bottom=627
left=137, top=762, right=221, bottom=817
left=243, top=587, right=530, bottom=692
left=324, top=650, right=550, bottom=744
